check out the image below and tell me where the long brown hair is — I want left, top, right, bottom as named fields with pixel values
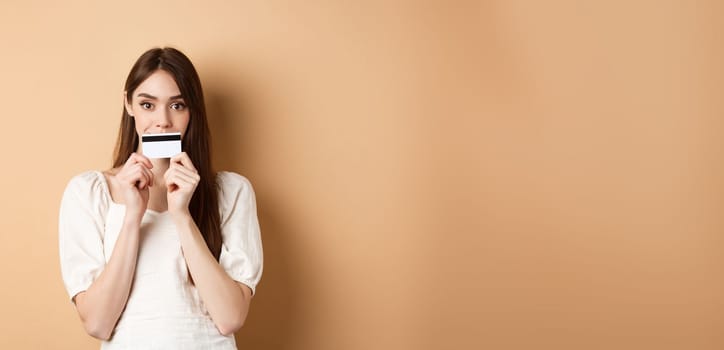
left=113, top=47, right=222, bottom=260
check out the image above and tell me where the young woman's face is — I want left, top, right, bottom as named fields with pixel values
left=125, top=69, right=190, bottom=140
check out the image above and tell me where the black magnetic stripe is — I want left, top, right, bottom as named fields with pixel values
left=142, top=134, right=181, bottom=142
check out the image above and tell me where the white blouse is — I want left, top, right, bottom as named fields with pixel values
left=59, top=170, right=263, bottom=350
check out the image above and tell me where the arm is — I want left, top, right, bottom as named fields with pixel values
left=71, top=154, right=155, bottom=340
left=165, top=152, right=253, bottom=335
left=173, top=213, right=253, bottom=335
left=73, top=218, right=140, bottom=340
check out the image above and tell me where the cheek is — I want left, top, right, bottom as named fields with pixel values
left=133, top=114, right=152, bottom=127
left=131, top=114, right=155, bottom=136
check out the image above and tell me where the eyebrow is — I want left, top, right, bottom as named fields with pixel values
left=136, top=93, right=184, bottom=100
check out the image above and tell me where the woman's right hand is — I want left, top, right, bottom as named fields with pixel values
left=115, top=153, right=154, bottom=221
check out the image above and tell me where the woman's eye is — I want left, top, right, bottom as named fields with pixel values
left=140, top=102, right=153, bottom=109
left=171, top=103, right=186, bottom=111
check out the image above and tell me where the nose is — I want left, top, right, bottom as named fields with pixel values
left=155, top=108, right=172, bottom=130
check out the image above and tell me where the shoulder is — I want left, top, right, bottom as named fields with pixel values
left=64, top=171, right=106, bottom=196
left=215, top=171, right=257, bottom=222
left=216, top=171, right=255, bottom=195
left=62, top=171, right=110, bottom=207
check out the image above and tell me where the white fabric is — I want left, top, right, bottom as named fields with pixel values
left=59, top=170, right=263, bottom=349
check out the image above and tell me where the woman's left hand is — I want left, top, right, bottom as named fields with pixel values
left=165, top=152, right=200, bottom=215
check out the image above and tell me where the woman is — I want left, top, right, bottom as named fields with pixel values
left=59, top=47, right=263, bottom=349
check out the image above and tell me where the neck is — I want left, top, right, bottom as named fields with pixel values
left=151, top=157, right=170, bottom=172
left=150, top=158, right=170, bottom=185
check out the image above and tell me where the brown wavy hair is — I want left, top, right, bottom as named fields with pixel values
left=113, top=47, right=222, bottom=260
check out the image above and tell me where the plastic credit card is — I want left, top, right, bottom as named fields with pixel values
left=142, top=132, right=181, bottom=159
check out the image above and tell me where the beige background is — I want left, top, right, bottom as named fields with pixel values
left=0, top=0, right=722, bottom=349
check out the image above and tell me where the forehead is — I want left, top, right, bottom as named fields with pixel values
left=134, top=70, right=181, bottom=97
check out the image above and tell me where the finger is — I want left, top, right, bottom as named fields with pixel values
left=165, top=170, right=196, bottom=192
left=164, top=168, right=177, bottom=191
left=140, top=164, right=154, bottom=187
left=132, top=164, right=151, bottom=189
left=171, top=152, right=196, bottom=172
left=124, top=153, right=138, bottom=167
left=170, top=170, right=197, bottom=187
left=133, top=172, right=148, bottom=190
left=171, top=163, right=200, bottom=181
left=129, top=152, right=154, bottom=169
left=121, top=163, right=143, bottom=183
left=137, top=177, right=148, bottom=190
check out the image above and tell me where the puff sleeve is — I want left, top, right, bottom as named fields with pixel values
left=58, top=171, right=109, bottom=302
left=217, top=172, right=264, bottom=295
